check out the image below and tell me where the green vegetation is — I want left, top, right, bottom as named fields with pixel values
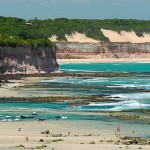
left=1, top=16, right=150, bottom=43
left=0, top=34, right=54, bottom=48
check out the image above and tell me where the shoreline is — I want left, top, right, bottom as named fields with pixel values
left=57, top=58, right=150, bottom=63
left=0, top=71, right=138, bottom=99
left=0, top=74, right=150, bottom=149
left=0, top=121, right=150, bottom=150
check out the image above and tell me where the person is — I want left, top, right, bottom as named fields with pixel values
left=18, top=127, right=21, bottom=132
left=133, top=130, right=135, bottom=134
left=115, top=130, right=118, bottom=137
left=25, top=136, right=28, bottom=142
left=116, top=125, right=120, bottom=132
left=116, top=125, right=121, bottom=138
left=68, top=132, right=70, bottom=136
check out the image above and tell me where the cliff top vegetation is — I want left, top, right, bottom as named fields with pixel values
left=0, top=34, right=54, bottom=48
left=1, top=16, right=150, bottom=43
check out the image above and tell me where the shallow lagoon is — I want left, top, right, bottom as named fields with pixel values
left=1, top=62, right=150, bottom=121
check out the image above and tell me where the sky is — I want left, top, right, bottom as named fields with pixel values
left=0, top=0, right=150, bottom=20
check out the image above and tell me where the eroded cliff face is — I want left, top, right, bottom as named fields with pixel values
left=0, top=46, right=59, bottom=74
left=56, top=42, right=150, bottom=59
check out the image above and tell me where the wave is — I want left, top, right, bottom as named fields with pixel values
left=83, top=100, right=150, bottom=111
left=11, top=107, right=27, bottom=110
left=88, top=102, right=120, bottom=106
left=114, top=84, right=139, bottom=88
left=81, top=78, right=109, bottom=83
left=41, top=79, right=59, bottom=83
left=125, top=102, right=150, bottom=107
left=62, top=69, right=104, bottom=72
left=110, top=93, right=150, bottom=100
left=136, top=62, right=150, bottom=64
left=60, top=62, right=92, bottom=65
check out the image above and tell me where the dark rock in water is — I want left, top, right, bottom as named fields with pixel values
left=55, top=115, right=62, bottom=119
left=21, top=115, right=35, bottom=118
left=38, top=118, right=47, bottom=121
left=0, top=46, right=59, bottom=74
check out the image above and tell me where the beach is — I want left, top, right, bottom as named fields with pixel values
left=57, top=58, right=150, bottom=63
left=1, top=2, right=150, bottom=149
left=0, top=121, right=150, bottom=150
left=0, top=77, right=57, bottom=98
left=0, top=62, right=150, bottom=150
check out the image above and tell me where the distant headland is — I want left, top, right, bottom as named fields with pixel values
left=1, top=16, right=150, bottom=74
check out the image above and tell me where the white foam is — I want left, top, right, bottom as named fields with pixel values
left=125, top=102, right=150, bottom=107
left=88, top=102, right=120, bottom=106
left=41, top=79, right=59, bottom=82
left=111, top=93, right=150, bottom=100
left=86, top=99, right=150, bottom=111
left=114, top=84, right=138, bottom=88
left=83, top=78, right=109, bottom=83
left=62, top=69, right=102, bottom=72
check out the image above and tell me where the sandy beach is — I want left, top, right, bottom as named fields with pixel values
left=57, top=58, right=150, bottom=63
left=0, top=77, right=150, bottom=150
left=0, top=121, right=149, bottom=150
left=0, top=77, right=57, bottom=98
left=1, top=1, right=150, bottom=149
left=0, top=64, right=150, bottom=150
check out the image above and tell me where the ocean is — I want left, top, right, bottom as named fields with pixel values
left=60, top=62, right=150, bottom=73
left=0, top=62, right=150, bottom=121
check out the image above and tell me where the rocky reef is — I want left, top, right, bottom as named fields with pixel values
left=56, top=42, right=150, bottom=59
left=0, top=46, right=59, bottom=74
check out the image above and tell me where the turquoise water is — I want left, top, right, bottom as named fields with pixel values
left=0, top=102, right=114, bottom=122
left=1, top=62, right=150, bottom=121
left=59, top=62, right=150, bottom=111
left=60, top=62, right=150, bottom=73
left=36, top=76, right=150, bottom=111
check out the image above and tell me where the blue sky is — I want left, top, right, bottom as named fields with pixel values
left=0, top=0, right=150, bottom=20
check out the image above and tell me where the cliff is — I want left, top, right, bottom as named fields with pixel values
left=56, top=42, right=150, bottom=59
left=0, top=46, right=59, bottom=74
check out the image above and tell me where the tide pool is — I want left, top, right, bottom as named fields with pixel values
left=1, top=62, right=150, bottom=120
left=19, top=62, right=150, bottom=111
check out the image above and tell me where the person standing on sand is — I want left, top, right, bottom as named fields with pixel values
left=25, top=136, right=28, bottom=142
left=133, top=130, right=135, bottom=134
left=116, top=125, right=120, bottom=132
left=68, top=132, right=70, bottom=136
left=115, top=125, right=121, bottom=138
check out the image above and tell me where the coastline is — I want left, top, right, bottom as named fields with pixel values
left=0, top=63, right=150, bottom=149
left=57, top=58, right=150, bottom=63
left=0, top=77, right=58, bottom=98
left=0, top=121, right=149, bottom=150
